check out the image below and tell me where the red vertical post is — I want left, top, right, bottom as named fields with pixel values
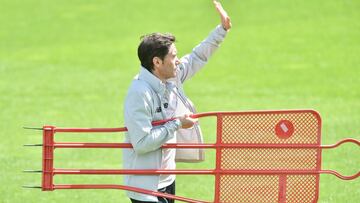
left=42, top=126, right=55, bottom=191
left=278, top=175, right=287, bottom=203
left=214, top=115, right=223, bottom=203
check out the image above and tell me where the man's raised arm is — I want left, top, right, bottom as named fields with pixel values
left=177, top=0, right=232, bottom=83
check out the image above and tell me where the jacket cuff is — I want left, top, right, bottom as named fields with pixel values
left=209, top=25, right=227, bottom=44
left=216, top=24, right=228, bottom=37
left=173, top=118, right=182, bottom=130
left=163, top=119, right=181, bottom=138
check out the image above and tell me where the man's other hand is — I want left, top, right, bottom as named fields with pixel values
left=178, top=114, right=198, bottom=129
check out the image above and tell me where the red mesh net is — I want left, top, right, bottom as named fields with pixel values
left=286, top=175, right=317, bottom=203
left=218, top=111, right=321, bottom=203
left=221, top=112, right=319, bottom=144
left=221, top=148, right=318, bottom=170
left=220, top=175, right=279, bottom=203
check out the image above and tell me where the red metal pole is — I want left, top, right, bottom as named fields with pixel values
left=52, top=140, right=360, bottom=149
left=51, top=111, right=320, bottom=133
left=42, top=126, right=55, bottom=191
left=214, top=115, right=223, bottom=203
left=278, top=175, right=287, bottom=203
left=52, top=169, right=359, bottom=180
left=55, top=127, right=127, bottom=133
left=53, top=169, right=215, bottom=175
left=54, top=184, right=212, bottom=203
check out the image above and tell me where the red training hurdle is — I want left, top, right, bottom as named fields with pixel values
left=24, top=110, right=359, bottom=203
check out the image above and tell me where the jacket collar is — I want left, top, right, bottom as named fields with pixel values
left=138, top=67, right=166, bottom=95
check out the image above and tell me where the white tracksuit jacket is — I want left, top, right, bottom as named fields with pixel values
left=123, top=25, right=227, bottom=202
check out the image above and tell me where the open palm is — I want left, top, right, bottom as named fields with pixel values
left=213, top=0, right=232, bottom=31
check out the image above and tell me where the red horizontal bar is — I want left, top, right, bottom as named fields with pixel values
left=54, top=184, right=211, bottom=203
left=53, top=139, right=359, bottom=149
left=55, top=127, right=127, bottom=133
left=50, top=110, right=321, bottom=133
left=52, top=169, right=359, bottom=180
left=54, top=143, right=133, bottom=148
left=54, top=169, right=214, bottom=175
left=54, top=143, right=216, bottom=149
left=53, top=113, right=217, bottom=133
left=320, top=138, right=359, bottom=148
left=54, top=118, right=179, bottom=133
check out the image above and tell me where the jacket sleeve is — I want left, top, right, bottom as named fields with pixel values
left=177, top=25, right=228, bottom=83
left=124, top=88, right=180, bottom=155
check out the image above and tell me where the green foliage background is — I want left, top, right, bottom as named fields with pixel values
left=0, top=0, right=359, bottom=202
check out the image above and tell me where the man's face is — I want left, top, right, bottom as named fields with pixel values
left=154, top=43, right=180, bottom=81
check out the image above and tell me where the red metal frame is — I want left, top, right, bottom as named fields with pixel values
left=39, top=110, right=360, bottom=203
left=42, top=126, right=55, bottom=191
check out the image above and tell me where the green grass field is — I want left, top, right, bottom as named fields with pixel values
left=1, top=0, right=359, bottom=202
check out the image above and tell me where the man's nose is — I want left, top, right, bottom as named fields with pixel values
left=175, top=58, right=181, bottom=65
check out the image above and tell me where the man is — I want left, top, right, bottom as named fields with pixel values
left=123, top=1, right=231, bottom=202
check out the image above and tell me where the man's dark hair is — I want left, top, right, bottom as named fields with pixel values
left=137, top=33, right=176, bottom=72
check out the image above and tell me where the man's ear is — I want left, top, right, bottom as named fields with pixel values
left=152, top=57, right=162, bottom=69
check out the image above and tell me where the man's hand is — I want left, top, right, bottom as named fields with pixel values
left=213, top=0, right=232, bottom=31
left=178, top=114, right=198, bottom=129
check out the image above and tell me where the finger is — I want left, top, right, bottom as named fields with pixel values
left=213, top=1, right=221, bottom=11
left=213, top=1, right=228, bottom=17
